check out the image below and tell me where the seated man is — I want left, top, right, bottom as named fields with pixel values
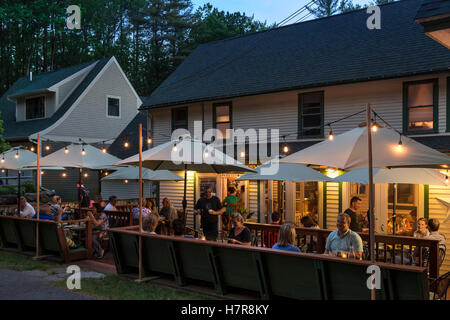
left=325, top=213, right=363, bottom=259
left=17, top=196, right=35, bottom=218
left=104, top=195, right=118, bottom=211
left=426, top=218, right=446, bottom=250
left=143, top=213, right=159, bottom=234
left=173, top=219, right=195, bottom=239
left=32, top=204, right=54, bottom=220
left=50, top=195, right=70, bottom=220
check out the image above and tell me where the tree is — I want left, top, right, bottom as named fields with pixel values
left=0, top=114, right=10, bottom=153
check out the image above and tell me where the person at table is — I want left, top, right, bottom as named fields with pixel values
left=194, top=187, right=222, bottom=241
left=324, top=213, right=363, bottom=259
left=104, top=195, right=118, bottom=212
left=143, top=213, right=159, bottom=234
left=32, top=204, right=54, bottom=220
left=221, top=186, right=239, bottom=228
left=146, top=198, right=158, bottom=215
left=159, top=197, right=177, bottom=221
left=86, top=203, right=109, bottom=259
left=344, top=196, right=362, bottom=232
left=272, top=223, right=300, bottom=252
left=17, top=196, right=35, bottom=218
left=300, top=215, right=319, bottom=252
left=227, top=214, right=251, bottom=246
left=132, top=199, right=152, bottom=225
left=413, top=218, right=429, bottom=238
left=426, top=218, right=446, bottom=250
left=271, top=210, right=281, bottom=225
left=50, top=195, right=71, bottom=220
left=173, top=218, right=195, bottom=239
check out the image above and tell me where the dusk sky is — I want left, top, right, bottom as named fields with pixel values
left=192, top=0, right=375, bottom=25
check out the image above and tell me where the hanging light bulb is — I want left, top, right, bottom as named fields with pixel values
left=64, top=146, right=69, bottom=154
left=396, top=137, right=404, bottom=152
left=173, top=142, right=178, bottom=152
left=124, top=179, right=129, bottom=184
left=45, top=144, right=50, bottom=151
left=40, top=170, right=45, bottom=175
left=102, top=146, right=107, bottom=153
left=328, top=130, right=334, bottom=141
left=124, top=141, right=129, bottom=148
left=104, top=172, right=109, bottom=176
left=14, top=150, right=19, bottom=159
left=446, top=175, right=449, bottom=184
left=240, top=151, right=245, bottom=158
left=62, top=172, right=67, bottom=178
left=204, top=148, right=209, bottom=158
left=371, top=123, right=378, bottom=132
left=30, top=146, right=35, bottom=152
left=1, top=169, right=4, bottom=173
left=83, top=173, right=88, bottom=178
left=147, top=137, right=152, bottom=144
left=0, top=155, right=4, bottom=163
left=283, top=145, right=289, bottom=153
left=81, top=147, right=86, bottom=156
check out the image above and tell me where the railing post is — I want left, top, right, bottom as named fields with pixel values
left=428, top=241, right=439, bottom=279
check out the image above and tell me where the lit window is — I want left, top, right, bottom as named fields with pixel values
left=404, top=80, right=437, bottom=132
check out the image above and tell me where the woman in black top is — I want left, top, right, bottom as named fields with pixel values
left=228, top=213, right=251, bottom=246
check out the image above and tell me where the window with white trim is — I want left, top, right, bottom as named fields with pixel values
left=25, top=96, right=45, bottom=120
left=107, top=96, right=120, bottom=118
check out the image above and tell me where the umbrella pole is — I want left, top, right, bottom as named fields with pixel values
left=17, top=170, right=21, bottom=215
left=78, top=168, right=82, bottom=216
left=182, top=164, right=187, bottom=225
left=366, top=104, right=376, bottom=300
left=392, top=183, right=397, bottom=235
left=35, top=134, right=40, bottom=258
left=138, top=124, right=143, bottom=281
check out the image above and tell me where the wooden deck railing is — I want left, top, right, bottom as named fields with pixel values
left=244, top=222, right=441, bottom=279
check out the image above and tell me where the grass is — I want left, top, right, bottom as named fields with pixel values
left=0, top=250, right=214, bottom=300
left=51, top=275, right=216, bottom=300
left=0, top=250, right=55, bottom=271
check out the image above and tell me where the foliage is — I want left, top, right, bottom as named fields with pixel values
left=0, top=185, right=18, bottom=195
left=23, top=181, right=36, bottom=193
left=0, top=113, right=10, bottom=153
left=0, top=251, right=53, bottom=271
left=0, top=0, right=269, bottom=98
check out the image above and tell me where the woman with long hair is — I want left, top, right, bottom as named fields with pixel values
left=272, top=223, right=300, bottom=252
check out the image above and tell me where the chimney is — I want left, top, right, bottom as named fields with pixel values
left=29, top=71, right=32, bottom=82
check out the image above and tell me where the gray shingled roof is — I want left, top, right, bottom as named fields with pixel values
left=0, top=58, right=111, bottom=140
left=415, top=0, right=450, bottom=20
left=142, top=0, right=450, bottom=109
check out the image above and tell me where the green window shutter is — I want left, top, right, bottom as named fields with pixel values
left=424, top=185, right=429, bottom=220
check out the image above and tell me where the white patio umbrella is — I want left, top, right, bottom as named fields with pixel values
left=116, top=135, right=255, bottom=217
left=280, top=107, right=450, bottom=287
left=334, top=168, right=448, bottom=234
left=1, top=147, right=65, bottom=213
left=236, top=161, right=333, bottom=182
left=280, top=126, right=450, bottom=170
left=26, top=144, right=122, bottom=212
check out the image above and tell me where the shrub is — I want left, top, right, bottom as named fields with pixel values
left=23, top=181, right=35, bottom=193
left=0, top=185, right=18, bottom=195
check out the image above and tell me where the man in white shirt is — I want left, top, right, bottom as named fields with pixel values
left=104, top=195, right=118, bottom=211
left=17, top=196, right=35, bottom=218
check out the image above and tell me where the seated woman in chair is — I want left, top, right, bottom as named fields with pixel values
left=227, top=214, right=251, bottom=246
left=86, top=203, right=109, bottom=259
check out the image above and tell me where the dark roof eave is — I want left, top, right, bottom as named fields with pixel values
left=141, top=68, right=450, bottom=110
left=8, top=89, right=54, bottom=100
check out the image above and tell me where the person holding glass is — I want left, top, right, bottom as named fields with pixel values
left=324, top=213, right=363, bottom=259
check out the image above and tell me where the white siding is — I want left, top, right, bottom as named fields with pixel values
left=46, top=60, right=139, bottom=141
left=429, top=185, right=450, bottom=275
left=325, top=182, right=340, bottom=230
left=56, top=65, right=93, bottom=110
left=247, top=180, right=259, bottom=222
left=159, top=172, right=195, bottom=228
left=101, top=181, right=153, bottom=201
left=150, top=73, right=450, bottom=146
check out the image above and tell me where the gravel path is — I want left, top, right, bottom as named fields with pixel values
left=0, top=269, right=96, bottom=300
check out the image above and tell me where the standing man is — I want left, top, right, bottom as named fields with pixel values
left=78, top=181, right=90, bottom=208
left=194, top=187, right=222, bottom=241
left=344, top=196, right=362, bottom=232
left=104, top=195, right=118, bottom=211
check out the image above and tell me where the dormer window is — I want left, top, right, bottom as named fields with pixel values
left=25, top=96, right=45, bottom=120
